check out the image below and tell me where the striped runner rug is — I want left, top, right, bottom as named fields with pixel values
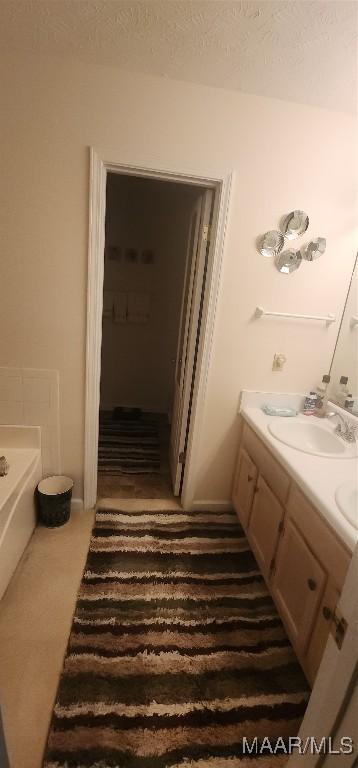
left=98, top=414, right=161, bottom=475
left=43, top=505, right=310, bottom=768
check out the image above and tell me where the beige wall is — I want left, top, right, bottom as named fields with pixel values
left=0, top=50, right=356, bottom=500
left=100, top=174, right=200, bottom=413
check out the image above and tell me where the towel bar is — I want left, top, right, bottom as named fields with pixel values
left=255, top=306, right=335, bottom=325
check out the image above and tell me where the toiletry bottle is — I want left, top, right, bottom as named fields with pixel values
left=315, top=374, right=331, bottom=417
left=344, top=396, right=354, bottom=412
left=302, top=391, right=318, bottom=416
left=336, top=376, right=349, bottom=407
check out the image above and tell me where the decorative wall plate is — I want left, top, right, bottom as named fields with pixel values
left=282, top=210, right=309, bottom=240
left=259, top=230, right=284, bottom=258
left=302, top=237, right=326, bottom=261
left=275, top=249, right=302, bottom=274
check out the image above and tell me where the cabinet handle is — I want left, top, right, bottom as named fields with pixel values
left=322, top=606, right=332, bottom=621
left=307, top=578, right=317, bottom=591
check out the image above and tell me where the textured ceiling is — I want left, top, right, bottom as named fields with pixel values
left=0, top=1, right=356, bottom=112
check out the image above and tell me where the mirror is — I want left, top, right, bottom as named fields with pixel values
left=329, top=255, right=358, bottom=415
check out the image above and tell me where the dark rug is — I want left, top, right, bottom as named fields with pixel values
left=43, top=506, right=310, bottom=768
left=98, top=413, right=161, bottom=475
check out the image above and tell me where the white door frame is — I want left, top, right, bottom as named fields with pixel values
left=84, top=147, right=234, bottom=510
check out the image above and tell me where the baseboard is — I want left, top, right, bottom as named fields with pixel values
left=191, top=500, right=233, bottom=512
left=71, top=498, right=84, bottom=512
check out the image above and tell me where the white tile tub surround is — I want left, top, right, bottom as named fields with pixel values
left=0, top=426, right=42, bottom=600
left=0, top=368, right=60, bottom=477
left=0, top=425, right=41, bottom=451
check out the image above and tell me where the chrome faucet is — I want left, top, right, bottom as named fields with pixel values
left=326, top=412, right=357, bottom=443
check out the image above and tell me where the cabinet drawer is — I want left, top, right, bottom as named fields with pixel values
left=287, top=485, right=351, bottom=591
left=242, top=423, right=290, bottom=505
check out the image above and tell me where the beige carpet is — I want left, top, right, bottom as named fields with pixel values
left=0, top=509, right=94, bottom=768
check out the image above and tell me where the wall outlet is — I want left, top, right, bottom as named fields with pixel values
left=272, top=353, right=287, bottom=371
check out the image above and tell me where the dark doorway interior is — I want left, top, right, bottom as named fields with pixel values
left=97, top=172, right=201, bottom=501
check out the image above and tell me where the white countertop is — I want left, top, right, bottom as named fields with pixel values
left=239, top=394, right=358, bottom=552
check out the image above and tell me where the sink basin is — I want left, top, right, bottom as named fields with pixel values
left=268, top=419, right=353, bottom=457
left=335, top=482, right=358, bottom=529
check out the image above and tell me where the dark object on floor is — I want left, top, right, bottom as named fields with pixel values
left=98, top=413, right=161, bottom=474
left=112, top=406, right=142, bottom=421
left=37, top=475, right=73, bottom=528
left=43, top=506, right=310, bottom=767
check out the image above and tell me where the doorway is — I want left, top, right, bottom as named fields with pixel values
left=84, top=150, right=233, bottom=512
left=96, top=171, right=214, bottom=502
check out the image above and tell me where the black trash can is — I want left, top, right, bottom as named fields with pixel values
left=37, top=475, right=73, bottom=528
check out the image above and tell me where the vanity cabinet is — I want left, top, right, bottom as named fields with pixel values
left=283, top=485, right=351, bottom=682
left=232, top=420, right=351, bottom=685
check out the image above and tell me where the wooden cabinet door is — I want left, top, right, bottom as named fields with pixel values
left=248, top=474, right=284, bottom=579
left=232, top=447, right=257, bottom=530
left=272, top=517, right=326, bottom=658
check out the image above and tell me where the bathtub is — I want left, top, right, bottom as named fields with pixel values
left=0, top=426, right=42, bottom=600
